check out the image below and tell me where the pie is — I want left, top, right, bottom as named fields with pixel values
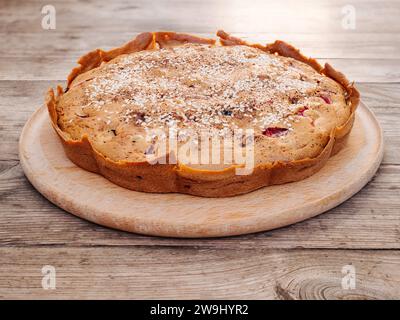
left=46, top=31, right=360, bottom=197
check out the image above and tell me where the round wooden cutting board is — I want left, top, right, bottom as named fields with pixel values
left=19, top=102, right=383, bottom=238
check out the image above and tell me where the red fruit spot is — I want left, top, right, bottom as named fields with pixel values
left=262, top=127, right=289, bottom=137
left=320, top=95, right=332, bottom=104
left=297, top=106, right=309, bottom=116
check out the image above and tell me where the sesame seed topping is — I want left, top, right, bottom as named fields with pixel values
left=68, top=43, right=333, bottom=137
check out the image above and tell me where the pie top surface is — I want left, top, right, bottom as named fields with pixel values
left=56, top=43, right=350, bottom=166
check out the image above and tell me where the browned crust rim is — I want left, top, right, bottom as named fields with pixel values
left=46, top=31, right=360, bottom=197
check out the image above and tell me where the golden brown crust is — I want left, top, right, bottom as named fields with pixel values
left=67, top=32, right=155, bottom=87
left=46, top=31, right=360, bottom=197
left=154, top=31, right=216, bottom=48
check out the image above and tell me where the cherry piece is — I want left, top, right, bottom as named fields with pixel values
left=297, top=106, right=309, bottom=116
left=262, top=127, right=289, bottom=137
left=320, top=95, right=332, bottom=104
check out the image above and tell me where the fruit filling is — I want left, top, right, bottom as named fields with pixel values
left=296, top=106, right=309, bottom=116
left=262, top=127, right=289, bottom=137
left=319, top=95, right=332, bottom=104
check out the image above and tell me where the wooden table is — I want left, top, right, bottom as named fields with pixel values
left=1, top=0, right=399, bottom=299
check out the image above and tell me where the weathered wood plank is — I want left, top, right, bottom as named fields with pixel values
left=1, top=0, right=400, bottom=34
left=2, top=32, right=400, bottom=59
left=1, top=0, right=399, bottom=300
left=1, top=161, right=399, bottom=249
left=0, top=247, right=399, bottom=299
left=1, top=2, right=400, bottom=81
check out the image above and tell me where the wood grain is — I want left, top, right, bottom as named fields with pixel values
left=2, top=0, right=400, bottom=34
left=1, top=247, right=399, bottom=299
left=1, top=0, right=399, bottom=299
left=1, top=1, right=400, bottom=82
left=3, top=32, right=400, bottom=59
left=1, top=162, right=399, bottom=249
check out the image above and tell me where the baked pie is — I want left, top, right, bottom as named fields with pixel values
left=46, top=31, right=359, bottom=197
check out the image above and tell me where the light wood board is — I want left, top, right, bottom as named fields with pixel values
left=18, top=102, right=383, bottom=238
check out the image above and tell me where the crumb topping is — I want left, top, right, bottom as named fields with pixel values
left=58, top=43, right=348, bottom=163
left=68, top=44, right=339, bottom=135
